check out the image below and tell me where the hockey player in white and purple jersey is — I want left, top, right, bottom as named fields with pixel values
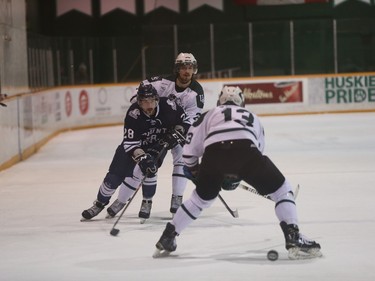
left=154, top=86, right=322, bottom=260
left=110, top=53, right=204, bottom=219
left=81, top=84, right=190, bottom=220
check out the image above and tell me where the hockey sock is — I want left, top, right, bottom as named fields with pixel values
left=171, top=145, right=187, bottom=196
left=117, top=181, right=137, bottom=203
left=97, top=173, right=122, bottom=203
left=117, top=165, right=143, bottom=203
left=172, top=189, right=215, bottom=234
left=172, top=164, right=188, bottom=196
left=269, top=180, right=298, bottom=225
left=142, top=175, right=157, bottom=198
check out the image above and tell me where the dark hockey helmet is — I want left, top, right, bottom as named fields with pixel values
left=217, top=86, right=245, bottom=107
left=174, top=53, right=198, bottom=75
left=136, top=83, right=159, bottom=102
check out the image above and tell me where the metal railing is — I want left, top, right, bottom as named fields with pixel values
left=26, top=18, right=375, bottom=89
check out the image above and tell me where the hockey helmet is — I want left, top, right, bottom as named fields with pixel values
left=174, top=53, right=198, bottom=74
left=217, top=86, right=245, bottom=107
left=136, top=83, right=159, bottom=102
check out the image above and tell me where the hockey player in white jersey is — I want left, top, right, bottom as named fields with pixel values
left=107, top=53, right=204, bottom=221
left=154, top=86, right=322, bottom=260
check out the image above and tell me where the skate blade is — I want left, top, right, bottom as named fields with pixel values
left=140, top=218, right=148, bottom=224
left=105, top=214, right=115, bottom=219
left=288, top=248, right=323, bottom=260
left=152, top=248, right=171, bottom=258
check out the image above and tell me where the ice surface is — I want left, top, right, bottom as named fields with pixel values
left=1, top=112, right=375, bottom=281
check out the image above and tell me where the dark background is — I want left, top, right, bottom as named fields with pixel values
left=24, top=0, right=375, bottom=86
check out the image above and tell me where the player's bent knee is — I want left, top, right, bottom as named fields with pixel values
left=104, top=173, right=123, bottom=189
left=190, top=189, right=215, bottom=209
left=269, top=180, right=294, bottom=202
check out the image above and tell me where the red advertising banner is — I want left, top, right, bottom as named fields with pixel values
left=225, top=81, right=303, bottom=104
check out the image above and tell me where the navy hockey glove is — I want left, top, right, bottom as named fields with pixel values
left=146, top=144, right=168, bottom=168
left=183, top=165, right=199, bottom=185
left=135, top=153, right=157, bottom=176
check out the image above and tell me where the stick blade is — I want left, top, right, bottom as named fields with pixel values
left=110, top=228, right=120, bottom=236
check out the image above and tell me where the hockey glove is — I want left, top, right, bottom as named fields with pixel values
left=183, top=165, right=199, bottom=185
left=146, top=144, right=168, bottom=168
left=221, top=175, right=241, bottom=191
left=160, top=127, right=185, bottom=149
left=134, top=153, right=157, bottom=176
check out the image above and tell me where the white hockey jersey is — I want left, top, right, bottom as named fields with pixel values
left=183, top=104, right=265, bottom=167
left=142, top=75, right=204, bottom=124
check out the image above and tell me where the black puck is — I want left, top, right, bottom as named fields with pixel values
left=267, top=250, right=279, bottom=261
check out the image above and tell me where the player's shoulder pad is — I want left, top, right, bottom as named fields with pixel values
left=189, top=80, right=204, bottom=109
left=126, top=103, right=142, bottom=119
left=189, top=80, right=204, bottom=95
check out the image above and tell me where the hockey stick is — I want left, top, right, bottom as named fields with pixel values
left=175, top=133, right=239, bottom=219
left=240, top=183, right=300, bottom=201
left=218, top=194, right=239, bottom=218
left=186, top=175, right=239, bottom=218
left=110, top=144, right=168, bottom=236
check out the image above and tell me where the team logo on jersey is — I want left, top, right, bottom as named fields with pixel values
left=149, top=118, right=162, bottom=126
left=167, top=99, right=177, bottom=111
left=141, top=126, right=167, bottom=146
left=168, top=94, right=176, bottom=101
left=168, top=94, right=182, bottom=108
left=199, top=94, right=205, bottom=103
left=129, top=108, right=140, bottom=119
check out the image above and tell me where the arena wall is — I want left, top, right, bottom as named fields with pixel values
left=1, top=72, right=374, bottom=171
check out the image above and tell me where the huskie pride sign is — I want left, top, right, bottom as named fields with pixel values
left=325, top=75, right=375, bottom=104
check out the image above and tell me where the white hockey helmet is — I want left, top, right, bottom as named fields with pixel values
left=174, top=53, right=198, bottom=74
left=217, top=86, right=245, bottom=107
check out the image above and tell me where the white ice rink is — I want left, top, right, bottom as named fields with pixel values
left=1, top=112, right=375, bottom=281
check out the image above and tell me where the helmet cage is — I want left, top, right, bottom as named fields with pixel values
left=217, top=86, right=245, bottom=107
left=174, top=53, right=198, bottom=75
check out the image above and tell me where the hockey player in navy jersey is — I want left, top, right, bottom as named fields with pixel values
left=81, top=84, right=190, bottom=220
left=154, top=86, right=322, bottom=260
left=109, top=53, right=204, bottom=219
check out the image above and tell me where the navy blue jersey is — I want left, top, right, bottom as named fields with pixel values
left=122, top=97, right=190, bottom=156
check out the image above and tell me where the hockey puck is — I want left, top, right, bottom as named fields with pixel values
left=267, top=250, right=279, bottom=261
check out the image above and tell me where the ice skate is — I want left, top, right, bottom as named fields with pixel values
left=153, top=222, right=178, bottom=258
left=106, top=199, right=126, bottom=218
left=280, top=221, right=322, bottom=260
left=170, top=195, right=183, bottom=214
left=81, top=200, right=107, bottom=220
left=138, top=199, right=152, bottom=224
